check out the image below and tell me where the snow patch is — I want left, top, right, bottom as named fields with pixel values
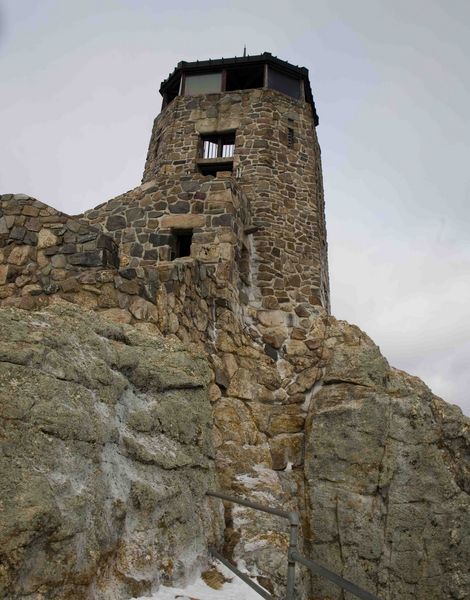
left=133, top=561, right=265, bottom=600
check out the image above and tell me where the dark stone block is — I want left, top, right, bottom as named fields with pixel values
left=44, top=246, right=60, bottom=256
left=103, top=249, right=119, bottom=269
left=126, top=207, right=144, bottom=222
left=149, top=233, right=171, bottom=246
left=142, top=279, right=160, bottom=300
left=66, top=219, right=81, bottom=233
left=119, top=268, right=137, bottom=280
left=169, top=200, right=190, bottom=214
left=10, top=226, right=26, bottom=241
left=215, top=367, right=229, bottom=389
left=39, top=276, right=59, bottom=295
left=61, top=244, right=77, bottom=254
left=23, top=231, right=38, bottom=246
left=25, top=218, right=41, bottom=232
left=122, top=232, right=136, bottom=243
left=215, top=298, right=231, bottom=309
left=264, top=344, right=278, bottom=361
left=68, top=251, right=103, bottom=266
left=143, top=249, right=159, bottom=260
left=191, top=201, right=204, bottom=214
left=106, top=215, right=126, bottom=231
left=6, top=266, right=19, bottom=282
left=130, top=243, right=143, bottom=257
left=212, top=214, right=233, bottom=227
left=96, top=234, right=115, bottom=251
left=78, top=233, right=97, bottom=243
left=63, top=232, right=78, bottom=243
left=117, top=278, right=140, bottom=294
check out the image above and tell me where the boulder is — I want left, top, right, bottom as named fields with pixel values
left=304, top=317, right=470, bottom=600
left=0, top=305, right=221, bottom=600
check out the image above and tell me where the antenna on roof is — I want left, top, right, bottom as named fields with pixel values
left=243, top=44, right=247, bottom=57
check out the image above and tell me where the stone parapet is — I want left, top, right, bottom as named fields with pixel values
left=81, top=175, right=252, bottom=279
left=0, top=194, right=119, bottom=304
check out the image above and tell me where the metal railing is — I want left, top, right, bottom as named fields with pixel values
left=206, top=490, right=383, bottom=600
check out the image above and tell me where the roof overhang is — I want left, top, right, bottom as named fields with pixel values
left=159, top=52, right=319, bottom=125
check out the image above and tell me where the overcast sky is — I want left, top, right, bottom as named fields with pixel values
left=1, top=0, right=469, bottom=415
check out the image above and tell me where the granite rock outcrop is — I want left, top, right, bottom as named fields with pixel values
left=0, top=305, right=221, bottom=600
left=304, top=317, right=470, bottom=599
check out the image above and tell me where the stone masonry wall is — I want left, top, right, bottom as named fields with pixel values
left=142, top=88, right=330, bottom=312
left=0, top=194, right=119, bottom=307
left=0, top=194, right=233, bottom=346
left=81, top=174, right=252, bottom=277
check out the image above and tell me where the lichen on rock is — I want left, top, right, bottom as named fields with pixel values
left=0, top=305, right=221, bottom=600
left=304, top=317, right=470, bottom=600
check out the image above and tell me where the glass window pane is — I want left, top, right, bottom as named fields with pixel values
left=203, top=140, right=218, bottom=159
left=268, top=68, right=301, bottom=100
left=222, top=143, right=234, bottom=158
left=185, top=72, right=222, bottom=95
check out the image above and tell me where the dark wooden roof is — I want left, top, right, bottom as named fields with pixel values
left=159, top=52, right=319, bottom=125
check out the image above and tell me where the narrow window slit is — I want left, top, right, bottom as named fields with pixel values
left=287, top=127, right=294, bottom=148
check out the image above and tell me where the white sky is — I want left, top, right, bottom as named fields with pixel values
left=1, top=0, right=469, bottom=415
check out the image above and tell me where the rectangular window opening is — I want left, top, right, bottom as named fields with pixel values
left=171, top=230, right=193, bottom=260
left=201, top=132, right=235, bottom=159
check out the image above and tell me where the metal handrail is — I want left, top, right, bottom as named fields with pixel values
left=207, top=490, right=298, bottom=599
left=289, top=550, right=381, bottom=600
left=206, top=490, right=383, bottom=600
left=206, top=490, right=299, bottom=524
left=209, top=545, right=275, bottom=600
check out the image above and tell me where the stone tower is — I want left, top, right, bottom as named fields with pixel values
left=2, top=53, right=470, bottom=600
left=142, top=52, right=330, bottom=312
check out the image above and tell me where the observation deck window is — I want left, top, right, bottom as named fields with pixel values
left=268, top=68, right=301, bottom=100
left=185, top=72, right=222, bottom=95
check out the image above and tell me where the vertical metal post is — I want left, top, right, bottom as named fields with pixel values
left=286, top=512, right=299, bottom=600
